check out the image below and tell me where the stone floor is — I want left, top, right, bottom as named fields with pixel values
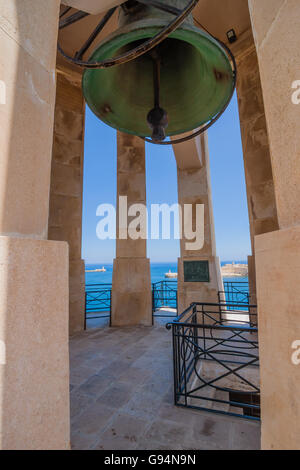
left=70, top=323, right=261, bottom=450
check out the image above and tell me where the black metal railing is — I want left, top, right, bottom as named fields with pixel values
left=219, top=281, right=250, bottom=310
left=84, top=284, right=112, bottom=329
left=84, top=281, right=179, bottom=327
left=152, top=280, right=178, bottom=318
left=84, top=281, right=251, bottom=327
left=166, top=302, right=260, bottom=421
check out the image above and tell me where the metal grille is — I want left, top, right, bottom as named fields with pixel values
left=167, top=302, right=260, bottom=421
left=85, top=284, right=112, bottom=328
left=152, top=281, right=178, bottom=318
left=219, top=281, right=250, bottom=310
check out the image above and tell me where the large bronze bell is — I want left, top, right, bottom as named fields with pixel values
left=82, top=0, right=234, bottom=141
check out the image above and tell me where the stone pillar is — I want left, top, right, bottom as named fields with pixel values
left=111, top=133, right=152, bottom=327
left=49, top=69, right=85, bottom=335
left=0, top=1, right=69, bottom=450
left=233, top=30, right=279, bottom=305
left=249, top=0, right=300, bottom=450
left=173, top=134, right=223, bottom=313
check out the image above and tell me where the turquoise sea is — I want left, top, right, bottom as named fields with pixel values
left=85, top=261, right=248, bottom=285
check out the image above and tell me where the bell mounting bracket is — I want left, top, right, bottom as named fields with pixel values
left=58, top=1, right=200, bottom=67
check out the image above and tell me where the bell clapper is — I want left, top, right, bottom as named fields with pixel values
left=147, top=49, right=168, bottom=142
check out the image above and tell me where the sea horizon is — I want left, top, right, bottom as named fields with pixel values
left=85, top=260, right=248, bottom=285
left=85, top=260, right=248, bottom=266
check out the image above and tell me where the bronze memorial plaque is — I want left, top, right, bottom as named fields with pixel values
left=184, top=260, right=210, bottom=283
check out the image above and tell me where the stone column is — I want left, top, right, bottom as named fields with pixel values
left=233, top=30, right=279, bottom=306
left=48, top=69, right=85, bottom=335
left=249, top=0, right=300, bottom=450
left=111, top=133, right=152, bottom=327
left=173, top=134, right=223, bottom=313
left=0, top=1, right=69, bottom=449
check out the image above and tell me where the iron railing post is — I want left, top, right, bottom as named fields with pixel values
left=84, top=292, right=87, bottom=330
left=109, top=290, right=112, bottom=327
left=152, top=287, right=155, bottom=325
left=172, top=323, right=178, bottom=406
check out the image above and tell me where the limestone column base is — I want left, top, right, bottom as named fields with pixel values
left=177, top=256, right=223, bottom=314
left=0, top=236, right=70, bottom=450
left=69, top=259, right=85, bottom=335
left=255, top=226, right=300, bottom=450
left=111, top=258, right=152, bottom=327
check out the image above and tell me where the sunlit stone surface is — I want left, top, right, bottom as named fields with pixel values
left=70, top=324, right=260, bottom=450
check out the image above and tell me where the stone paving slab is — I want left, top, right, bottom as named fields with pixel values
left=70, top=325, right=261, bottom=450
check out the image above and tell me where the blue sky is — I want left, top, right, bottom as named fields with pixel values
left=82, top=92, right=251, bottom=264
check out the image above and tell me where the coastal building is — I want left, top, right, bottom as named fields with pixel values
left=0, top=0, right=299, bottom=451
left=221, top=262, right=248, bottom=278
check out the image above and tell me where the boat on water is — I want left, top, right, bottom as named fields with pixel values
left=85, top=266, right=107, bottom=273
left=165, top=269, right=178, bottom=279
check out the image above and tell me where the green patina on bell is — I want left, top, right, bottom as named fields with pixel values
left=82, top=0, right=234, bottom=138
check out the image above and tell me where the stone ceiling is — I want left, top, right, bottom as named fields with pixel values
left=58, top=0, right=251, bottom=74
